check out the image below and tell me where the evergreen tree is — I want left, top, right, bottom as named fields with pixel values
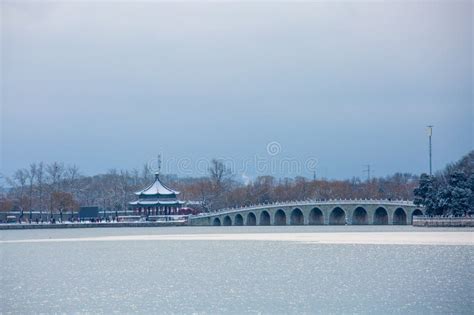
left=438, top=171, right=472, bottom=216
left=414, top=174, right=438, bottom=215
left=414, top=151, right=473, bottom=216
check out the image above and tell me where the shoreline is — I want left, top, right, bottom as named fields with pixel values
left=2, top=221, right=474, bottom=230
left=0, top=221, right=186, bottom=230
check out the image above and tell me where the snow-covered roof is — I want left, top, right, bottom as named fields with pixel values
left=134, top=173, right=180, bottom=196
left=129, top=200, right=185, bottom=206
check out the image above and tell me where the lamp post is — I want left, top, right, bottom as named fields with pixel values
left=427, top=125, right=433, bottom=176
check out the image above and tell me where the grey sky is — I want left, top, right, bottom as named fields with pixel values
left=1, top=1, right=472, bottom=180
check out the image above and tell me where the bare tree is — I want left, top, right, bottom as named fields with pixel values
left=36, top=162, right=45, bottom=215
left=27, top=163, right=38, bottom=211
left=209, top=159, right=232, bottom=192
left=0, top=173, right=6, bottom=198
left=141, top=163, right=153, bottom=184
left=46, top=162, right=65, bottom=217
left=207, top=159, right=233, bottom=210
left=65, top=164, right=81, bottom=217
left=7, top=169, right=29, bottom=214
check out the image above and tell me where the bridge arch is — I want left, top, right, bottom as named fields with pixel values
left=274, top=209, right=287, bottom=225
left=374, top=207, right=388, bottom=225
left=352, top=207, right=368, bottom=225
left=329, top=207, right=346, bottom=225
left=246, top=212, right=256, bottom=226
left=393, top=208, right=407, bottom=225
left=234, top=214, right=244, bottom=226
left=290, top=208, right=304, bottom=225
left=309, top=208, right=324, bottom=225
left=223, top=216, right=232, bottom=226
left=259, top=211, right=270, bottom=226
left=190, top=201, right=422, bottom=227
left=412, top=209, right=423, bottom=217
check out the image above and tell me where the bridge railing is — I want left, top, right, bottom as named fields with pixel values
left=412, top=216, right=474, bottom=227
left=190, top=199, right=417, bottom=219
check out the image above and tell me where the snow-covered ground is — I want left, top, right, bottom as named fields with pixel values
left=1, top=231, right=472, bottom=245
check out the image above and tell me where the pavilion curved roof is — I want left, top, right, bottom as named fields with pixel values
left=134, top=173, right=180, bottom=196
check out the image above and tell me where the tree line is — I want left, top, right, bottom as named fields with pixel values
left=414, top=151, right=473, bottom=216
left=1, top=152, right=470, bottom=215
left=179, top=160, right=418, bottom=211
left=0, top=162, right=156, bottom=215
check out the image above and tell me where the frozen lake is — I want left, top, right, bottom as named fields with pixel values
left=1, top=226, right=473, bottom=314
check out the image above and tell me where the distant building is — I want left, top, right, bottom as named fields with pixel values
left=79, top=206, right=99, bottom=220
left=129, top=172, right=184, bottom=217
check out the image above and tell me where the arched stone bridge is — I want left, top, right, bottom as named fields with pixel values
left=188, top=200, right=424, bottom=226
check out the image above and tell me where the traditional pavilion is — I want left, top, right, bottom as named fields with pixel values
left=129, top=172, right=184, bottom=217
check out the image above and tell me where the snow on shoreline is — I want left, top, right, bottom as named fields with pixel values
left=1, top=232, right=473, bottom=246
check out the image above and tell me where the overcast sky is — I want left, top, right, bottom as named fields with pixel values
left=1, top=1, right=472, bottom=180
